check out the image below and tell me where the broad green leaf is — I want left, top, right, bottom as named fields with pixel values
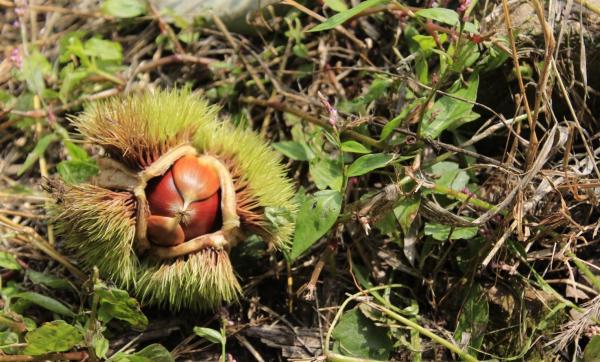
left=20, top=50, right=52, bottom=94
left=57, top=160, right=99, bottom=183
left=95, top=284, right=148, bottom=330
left=310, top=157, right=343, bottom=191
left=291, top=190, right=342, bottom=260
left=419, top=73, right=479, bottom=139
left=585, top=336, right=600, bottom=361
left=0, top=330, right=19, bottom=354
left=273, top=141, right=309, bottom=161
left=0, top=252, right=21, bottom=271
left=347, top=153, right=393, bottom=177
left=93, top=332, right=110, bottom=358
left=332, top=308, right=393, bottom=360
left=63, top=140, right=90, bottom=161
left=310, top=0, right=389, bottom=32
left=454, top=284, right=489, bottom=351
left=380, top=99, right=421, bottom=141
left=427, top=161, right=469, bottom=191
left=109, top=343, right=174, bottom=362
left=59, top=65, right=89, bottom=103
left=393, top=196, right=421, bottom=234
left=424, top=223, right=478, bottom=241
left=27, top=270, right=72, bottom=290
left=84, top=38, right=122, bottom=62
left=14, top=292, right=75, bottom=317
left=18, top=133, right=59, bottom=176
left=415, top=8, right=459, bottom=26
left=325, top=0, right=349, bottom=12
left=23, top=320, right=83, bottom=355
left=193, top=327, right=224, bottom=344
left=102, top=0, right=146, bottom=18
left=340, top=140, right=371, bottom=154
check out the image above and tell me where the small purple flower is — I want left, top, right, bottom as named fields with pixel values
left=12, top=20, right=20, bottom=29
left=9, top=48, right=23, bottom=69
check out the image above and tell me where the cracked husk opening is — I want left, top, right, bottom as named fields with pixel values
left=91, top=143, right=240, bottom=260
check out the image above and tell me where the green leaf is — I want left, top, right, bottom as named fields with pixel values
left=23, top=320, right=83, bottom=355
left=310, top=0, right=389, bottom=32
left=193, top=327, right=224, bottom=344
left=340, top=140, right=371, bottom=154
left=101, top=0, right=146, bottom=18
left=20, top=50, right=52, bottom=94
left=27, top=270, right=72, bottom=290
left=273, top=141, right=309, bottom=161
left=93, top=332, right=110, bottom=358
left=109, top=343, right=173, bottom=362
left=415, top=8, right=459, bottom=26
left=84, top=38, right=123, bottom=62
left=428, top=161, right=469, bottom=191
left=63, top=141, right=90, bottom=161
left=59, top=65, right=89, bottom=103
left=585, top=336, right=600, bottom=362
left=0, top=330, right=19, bottom=354
left=347, top=153, right=394, bottom=177
left=325, top=0, right=349, bottom=12
left=454, top=284, right=488, bottom=351
left=0, top=252, right=21, bottom=271
left=310, top=157, right=343, bottom=191
left=393, top=196, right=421, bottom=234
left=14, top=292, right=75, bottom=317
left=424, top=223, right=478, bottom=241
left=332, top=308, right=393, bottom=360
left=95, top=284, right=148, bottom=330
left=57, top=160, right=99, bottom=183
left=419, top=73, right=479, bottom=139
left=291, top=190, right=342, bottom=260
left=18, top=133, right=59, bottom=176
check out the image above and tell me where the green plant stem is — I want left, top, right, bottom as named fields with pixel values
left=324, top=285, right=478, bottom=362
left=432, top=183, right=499, bottom=213
left=93, top=69, right=124, bottom=85
left=568, top=252, right=600, bottom=293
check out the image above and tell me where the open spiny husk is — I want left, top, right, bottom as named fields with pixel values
left=50, top=88, right=297, bottom=310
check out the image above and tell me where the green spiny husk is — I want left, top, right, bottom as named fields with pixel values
left=51, top=88, right=297, bottom=310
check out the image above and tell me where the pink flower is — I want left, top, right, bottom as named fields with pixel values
left=9, top=48, right=23, bottom=69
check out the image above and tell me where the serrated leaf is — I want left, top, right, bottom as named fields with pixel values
left=424, top=223, right=478, bottom=241
left=95, top=284, right=148, bottom=330
left=23, top=320, right=83, bottom=355
left=193, top=327, right=224, bottom=344
left=332, top=308, right=393, bottom=360
left=101, top=0, right=146, bottom=18
left=14, top=292, right=75, bottom=317
left=0, top=252, right=21, bottom=271
left=291, top=190, right=342, bottom=260
left=340, top=140, right=371, bottom=154
left=415, top=8, right=459, bottom=26
left=310, top=0, right=389, bottom=32
left=347, top=153, right=393, bottom=177
left=18, top=133, right=59, bottom=176
left=273, top=141, right=309, bottom=161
